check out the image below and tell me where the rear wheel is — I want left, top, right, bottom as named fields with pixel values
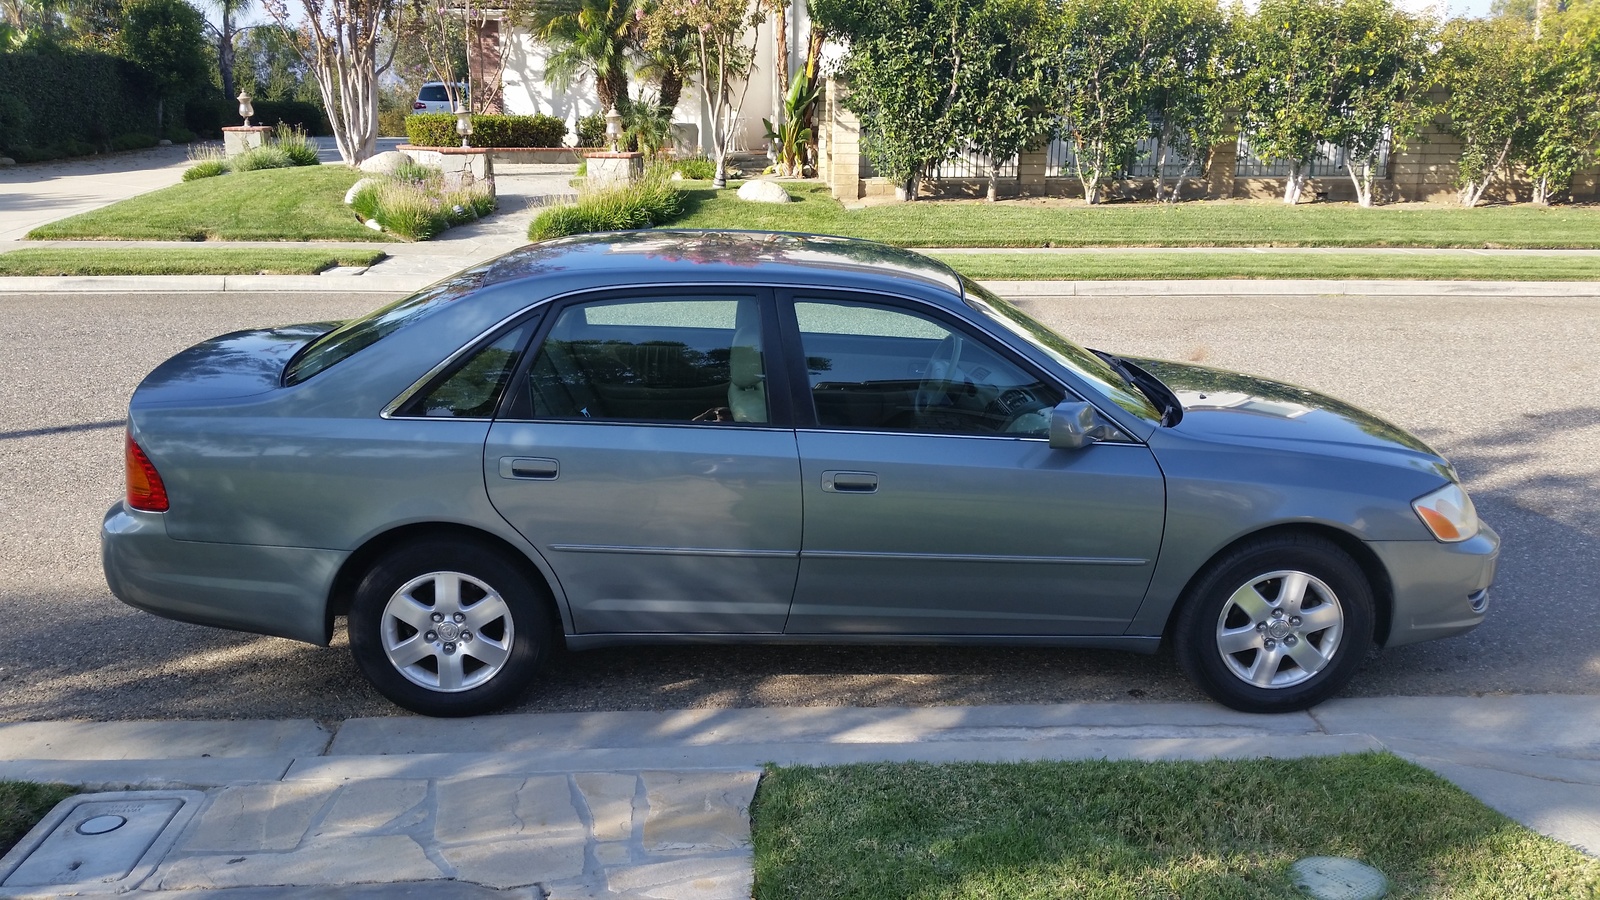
left=1174, top=534, right=1374, bottom=713
left=349, top=537, right=552, bottom=716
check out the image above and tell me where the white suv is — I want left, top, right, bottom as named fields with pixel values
left=413, top=82, right=468, bottom=113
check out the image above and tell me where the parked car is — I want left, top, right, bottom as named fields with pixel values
left=104, top=231, right=1497, bottom=717
left=414, top=82, right=467, bottom=113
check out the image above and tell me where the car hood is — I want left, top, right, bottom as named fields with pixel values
left=132, top=322, right=341, bottom=407
left=1131, top=357, right=1447, bottom=466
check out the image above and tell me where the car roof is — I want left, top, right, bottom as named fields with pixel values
left=481, top=230, right=966, bottom=298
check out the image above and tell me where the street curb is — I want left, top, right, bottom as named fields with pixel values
left=3, top=275, right=1597, bottom=297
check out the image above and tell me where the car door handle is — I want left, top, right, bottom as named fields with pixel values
left=822, top=471, right=878, bottom=493
left=500, top=457, right=559, bottom=480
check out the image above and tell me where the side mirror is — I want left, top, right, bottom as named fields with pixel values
left=1048, top=401, right=1120, bottom=450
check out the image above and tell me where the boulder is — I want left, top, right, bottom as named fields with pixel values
left=359, top=150, right=412, bottom=175
left=736, top=179, right=791, bottom=204
left=0, top=157, right=15, bottom=167
left=158, top=139, right=173, bottom=146
left=345, top=177, right=381, bottom=205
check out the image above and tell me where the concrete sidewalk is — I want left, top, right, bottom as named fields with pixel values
left=0, top=696, right=1596, bottom=897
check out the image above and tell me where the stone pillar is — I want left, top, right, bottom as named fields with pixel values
left=397, top=144, right=495, bottom=193
left=1019, top=147, right=1048, bottom=196
left=825, top=79, right=863, bottom=201
left=585, top=151, right=645, bottom=187
left=223, top=126, right=272, bottom=157
left=1205, top=133, right=1238, bottom=200
left=469, top=17, right=504, bottom=114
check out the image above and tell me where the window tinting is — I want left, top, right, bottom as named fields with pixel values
left=283, top=271, right=485, bottom=386
left=797, top=300, right=1062, bottom=436
left=520, top=297, right=767, bottom=424
left=405, top=320, right=535, bottom=418
left=419, top=85, right=450, bottom=101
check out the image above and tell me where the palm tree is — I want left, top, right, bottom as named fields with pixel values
left=531, top=0, right=636, bottom=113
left=197, top=0, right=258, bottom=99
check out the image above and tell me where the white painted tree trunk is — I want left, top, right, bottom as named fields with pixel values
left=1282, top=160, right=1309, bottom=204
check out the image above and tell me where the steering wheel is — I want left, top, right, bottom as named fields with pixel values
left=914, top=334, right=964, bottom=416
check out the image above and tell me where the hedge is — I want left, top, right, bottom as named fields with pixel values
left=405, top=113, right=567, bottom=148
left=186, top=97, right=329, bottom=137
left=0, top=48, right=158, bottom=153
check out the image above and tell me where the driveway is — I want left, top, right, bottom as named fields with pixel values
left=0, top=145, right=194, bottom=241
left=0, top=287, right=1594, bottom=720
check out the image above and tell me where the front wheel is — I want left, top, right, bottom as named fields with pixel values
left=349, top=537, right=552, bottom=716
left=1174, top=534, right=1374, bottom=713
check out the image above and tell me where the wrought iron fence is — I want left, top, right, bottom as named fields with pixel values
left=1235, top=133, right=1391, bottom=179
left=856, top=130, right=1018, bottom=181
left=1044, top=133, right=1200, bottom=179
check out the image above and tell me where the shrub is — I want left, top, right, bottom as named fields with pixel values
left=528, top=168, right=685, bottom=240
left=0, top=48, right=158, bottom=152
left=673, top=155, right=716, bottom=179
left=576, top=113, right=606, bottom=148
left=391, top=159, right=442, bottom=184
left=351, top=170, right=496, bottom=240
left=111, top=133, right=158, bottom=151
left=232, top=144, right=294, bottom=171
left=58, top=139, right=97, bottom=157
left=8, top=145, right=63, bottom=163
left=183, top=159, right=227, bottom=180
left=271, top=123, right=321, bottom=166
left=163, top=126, right=197, bottom=143
left=404, top=113, right=567, bottom=148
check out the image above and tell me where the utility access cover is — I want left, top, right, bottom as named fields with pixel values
left=0, top=790, right=203, bottom=896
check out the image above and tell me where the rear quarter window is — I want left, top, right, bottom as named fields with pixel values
left=283, top=271, right=486, bottom=386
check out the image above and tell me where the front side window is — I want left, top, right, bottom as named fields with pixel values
left=795, top=299, right=1063, bottom=436
left=516, top=296, right=768, bottom=424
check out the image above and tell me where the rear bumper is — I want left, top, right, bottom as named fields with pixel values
left=102, top=504, right=347, bottom=646
left=1369, top=522, right=1499, bottom=647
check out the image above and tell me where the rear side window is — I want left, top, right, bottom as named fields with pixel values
left=399, top=319, right=537, bottom=418
left=283, top=272, right=485, bottom=386
left=419, top=85, right=450, bottom=102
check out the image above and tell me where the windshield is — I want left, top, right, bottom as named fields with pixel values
left=961, top=277, right=1162, bottom=422
left=283, top=270, right=486, bottom=386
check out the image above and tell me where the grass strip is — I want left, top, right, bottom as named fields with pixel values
left=0, top=248, right=387, bottom=276
left=929, top=250, right=1600, bottom=281
left=27, top=167, right=383, bottom=242
left=0, top=782, right=76, bottom=856
left=664, top=183, right=1600, bottom=249
left=752, top=753, right=1600, bottom=899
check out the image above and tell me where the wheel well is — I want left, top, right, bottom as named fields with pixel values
left=1162, top=523, right=1394, bottom=646
left=327, top=523, right=564, bottom=644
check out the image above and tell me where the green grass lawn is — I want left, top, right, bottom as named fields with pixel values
left=0, top=782, right=75, bottom=856
left=0, top=248, right=387, bottom=276
left=664, top=183, right=1600, bottom=249
left=752, top=754, right=1600, bottom=899
left=930, top=250, right=1600, bottom=281
left=26, top=167, right=383, bottom=242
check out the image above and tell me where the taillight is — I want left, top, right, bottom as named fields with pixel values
left=126, top=432, right=169, bottom=512
left=413, top=101, right=427, bottom=110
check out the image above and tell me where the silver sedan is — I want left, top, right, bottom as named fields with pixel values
left=103, top=231, right=1498, bottom=716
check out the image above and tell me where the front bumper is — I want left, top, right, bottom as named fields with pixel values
left=1369, top=522, right=1499, bottom=647
left=102, top=503, right=348, bottom=646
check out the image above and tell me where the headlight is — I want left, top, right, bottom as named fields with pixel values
left=1412, top=483, right=1479, bottom=542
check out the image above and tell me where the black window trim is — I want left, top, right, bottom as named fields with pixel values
left=381, top=308, right=545, bottom=420
left=493, top=285, right=798, bottom=429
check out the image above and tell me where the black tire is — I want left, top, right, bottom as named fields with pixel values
left=1173, top=533, right=1374, bottom=714
left=349, top=537, right=553, bottom=716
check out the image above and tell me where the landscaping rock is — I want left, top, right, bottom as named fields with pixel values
left=0, top=157, right=15, bottom=166
left=158, top=139, right=173, bottom=146
left=736, top=179, right=791, bottom=204
left=359, top=150, right=413, bottom=175
left=345, top=177, right=381, bottom=205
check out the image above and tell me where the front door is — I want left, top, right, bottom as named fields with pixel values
left=782, top=294, right=1166, bottom=636
left=485, top=291, right=802, bottom=634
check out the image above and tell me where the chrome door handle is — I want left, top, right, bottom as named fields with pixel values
left=822, top=471, right=878, bottom=493
left=500, top=457, right=559, bottom=480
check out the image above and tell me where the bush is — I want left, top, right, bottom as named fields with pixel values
left=8, top=145, right=63, bottom=163
left=191, top=98, right=329, bottom=137
left=404, top=113, right=567, bottom=148
left=163, top=126, right=197, bottom=143
left=576, top=113, right=606, bottom=148
left=350, top=171, right=496, bottom=240
left=232, top=144, right=293, bottom=171
left=271, top=123, right=321, bottom=166
left=0, top=48, right=158, bottom=153
left=183, top=159, right=227, bottom=180
left=111, top=133, right=158, bottom=152
left=673, top=155, right=716, bottom=179
left=528, top=167, right=685, bottom=240
left=58, top=139, right=97, bottom=157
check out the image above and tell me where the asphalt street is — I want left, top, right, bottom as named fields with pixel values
left=0, top=288, right=1594, bottom=721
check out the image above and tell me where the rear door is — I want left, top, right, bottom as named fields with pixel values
left=484, top=289, right=803, bottom=635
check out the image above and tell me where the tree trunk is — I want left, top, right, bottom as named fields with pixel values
left=1283, top=160, right=1309, bottom=204
left=987, top=161, right=998, bottom=202
left=597, top=68, right=629, bottom=114
left=659, top=69, right=683, bottom=114
left=799, top=26, right=824, bottom=171
left=773, top=0, right=788, bottom=99
left=218, top=13, right=236, bottom=100
left=1347, top=158, right=1374, bottom=208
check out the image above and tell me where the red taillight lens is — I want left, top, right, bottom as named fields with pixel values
left=126, top=432, right=169, bottom=512
left=413, top=101, right=427, bottom=109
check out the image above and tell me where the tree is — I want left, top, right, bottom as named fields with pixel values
left=1435, top=17, right=1539, bottom=207
left=119, top=0, right=209, bottom=130
left=1235, top=0, right=1432, bottom=206
left=197, top=0, right=259, bottom=100
left=263, top=0, right=396, bottom=164
left=1142, top=0, right=1230, bottom=203
left=953, top=0, right=1051, bottom=201
left=643, top=0, right=761, bottom=187
left=1523, top=3, right=1600, bottom=202
left=531, top=0, right=636, bottom=114
left=811, top=0, right=989, bottom=200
